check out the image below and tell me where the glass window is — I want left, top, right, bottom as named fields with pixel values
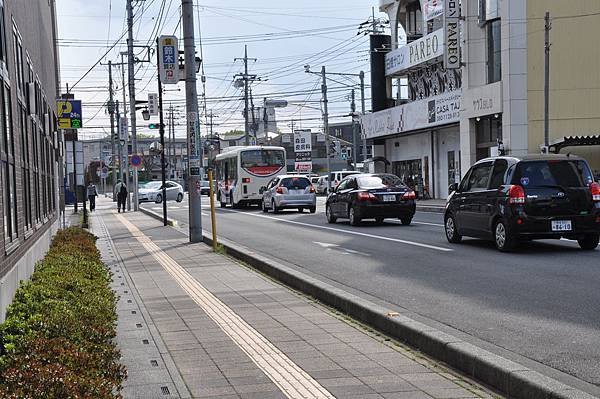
left=280, top=177, right=310, bottom=190
left=357, top=174, right=404, bottom=188
left=489, top=159, right=508, bottom=189
left=465, top=163, right=493, bottom=192
left=240, top=149, right=285, bottom=168
left=336, top=179, right=349, bottom=191
left=487, top=19, right=501, bottom=83
left=512, top=161, right=593, bottom=188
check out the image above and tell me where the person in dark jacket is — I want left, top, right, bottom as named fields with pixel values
left=115, top=180, right=128, bottom=213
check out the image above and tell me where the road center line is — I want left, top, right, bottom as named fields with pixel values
left=219, top=208, right=452, bottom=252
left=116, top=213, right=335, bottom=399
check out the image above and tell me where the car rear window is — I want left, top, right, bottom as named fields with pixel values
left=357, top=174, right=404, bottom=188
left=513, top=160, right=594, bottom=188
left=280, top=177, right=311, bottom=189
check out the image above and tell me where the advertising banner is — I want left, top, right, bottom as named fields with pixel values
left=158, top=36, right=179, bottom=85
left=360, top=91, right=461, bottom=139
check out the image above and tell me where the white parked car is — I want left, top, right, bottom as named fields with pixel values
left=138, top=181, right=184, bottom=203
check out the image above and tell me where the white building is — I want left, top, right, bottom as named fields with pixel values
left=361, top=0, right=528, bottom=199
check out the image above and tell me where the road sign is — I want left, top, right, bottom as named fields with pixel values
left=158, top=36, right=179, bottom=85
left=295, top=161, right=312, bottom=172
left=130, top=154, right=142, bottom=168
left=57, top=99, right=83, bottom=129
left=148, top=93, right=158, bottom=116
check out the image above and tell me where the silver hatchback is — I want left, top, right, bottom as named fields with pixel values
left=261, top=175, right=316, bottom=213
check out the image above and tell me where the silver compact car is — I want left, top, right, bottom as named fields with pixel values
left=261, top=175, right=316, bottom=213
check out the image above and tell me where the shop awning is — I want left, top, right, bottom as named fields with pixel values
left=549, top=135, right=600, bottom=153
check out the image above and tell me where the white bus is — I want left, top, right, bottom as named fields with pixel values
left=214, top=146, right=286, bottom=208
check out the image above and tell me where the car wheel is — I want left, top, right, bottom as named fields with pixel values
left=375, top=217, right=384, bottom=225
left=494, top=220, right=516, bottom=252
left=326, top=205, right=336, bottom=223
left=272, top=200, right=280, bottom=214
left=309, top=206, right=316, bottom=214
left=349, top=205, right=361, bottom=226
left=176, top=193, right=183, bottom=202
left=444, top=214, right=462, bottom=243
left=298, top=207, right=304, bottom=213
left=400, top=217, right=412, bottom=226
left=261, top=199, right=269, bottom=213
left=155, top=194, right=162, bottom=204
left=577, top=234, right=599, bottom=250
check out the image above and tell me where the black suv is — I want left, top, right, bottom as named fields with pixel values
left=444, top=155, right=600, bottom=251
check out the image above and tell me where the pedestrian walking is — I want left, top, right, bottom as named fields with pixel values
left=115, top=180, right=128, bottom=213
left=87, top=182, right=98, bottom=211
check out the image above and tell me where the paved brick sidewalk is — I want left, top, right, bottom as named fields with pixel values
left=90, top=200, right=499, bottom=399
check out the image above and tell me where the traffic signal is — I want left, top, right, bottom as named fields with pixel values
left=148, top=123, right=164, bottom=129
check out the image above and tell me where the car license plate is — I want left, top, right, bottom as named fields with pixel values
left=551, top=220, right=572, bottom=231
left=383, top=194, right=396, bottom=202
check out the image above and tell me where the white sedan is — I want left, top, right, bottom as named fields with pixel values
left=138, top=181, right=184, bottom=203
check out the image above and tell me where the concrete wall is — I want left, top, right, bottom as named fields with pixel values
left=527, top=0, right=600, bottom=170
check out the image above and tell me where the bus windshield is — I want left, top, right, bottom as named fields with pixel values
left=241, top=150, right=285, bottom=176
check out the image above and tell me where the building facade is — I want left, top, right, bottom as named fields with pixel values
left=362, top=0, right=600, bottom=199
left=0, top=0, right=61, bottom=321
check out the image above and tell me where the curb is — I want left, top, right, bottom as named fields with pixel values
left=139, top=207, right=179, bottom=226
left=140, top=206, right=595, bottom=399
left=416, top=205, right=445, bottom=213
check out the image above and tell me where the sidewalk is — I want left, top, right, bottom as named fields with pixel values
left=90, top=198, right=497, bottom=399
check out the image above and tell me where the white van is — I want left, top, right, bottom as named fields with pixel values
left=329, top=171, right=360, bottom=191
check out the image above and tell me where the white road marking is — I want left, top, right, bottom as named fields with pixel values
left=116, top=214, right=335, bottom=399
left=313, top=241, right=370, bottom=257
left=221, top=209, right=452, bottom=252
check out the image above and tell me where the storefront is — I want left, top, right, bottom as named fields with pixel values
left=361, top=91, right=461, bottom=199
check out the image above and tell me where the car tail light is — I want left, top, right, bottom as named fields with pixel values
left=242, top=177, right=251, bottom=183
left=402, top=191, right=416, bottom=200
left=590, top=182, right=600, bottom=201
left=309, top=185, right=315, bottom=193
left=357, top=191, right=376, bottom=201
left=508, top=185, right=525, bottom=204
left=276, top=187, right=285, bottom=194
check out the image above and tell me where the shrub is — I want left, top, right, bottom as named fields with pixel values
left=0, top=227, right=126, bottom=398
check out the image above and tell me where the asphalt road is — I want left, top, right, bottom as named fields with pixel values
left=142, top=196, right=600, bottom=395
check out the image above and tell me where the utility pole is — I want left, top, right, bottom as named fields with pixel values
left=360, top=70, right=367, bottom=167
left=116, top=100, right=123, bottom=184
left=108, top=61, right=117, bottom=196
left=126, top=0, right=139, bottom=209
left=120, top=52, right=132, bottom=210
left=156, top=38, right=168, bottom=226
left=169, top=104, right=174, bottom=179
left=544, top=11, right=551, bottom=150
left=182, top=0, right=203, bottom=242
left=350, top=89, right=358, bottom=170
left=234, top=45, right=257, bottom=146
left=321, top=66, right=331, bottom=192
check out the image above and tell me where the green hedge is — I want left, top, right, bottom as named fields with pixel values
left=0, top=227, right=126, bottom=398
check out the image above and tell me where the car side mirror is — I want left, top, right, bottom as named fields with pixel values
left=448, top=183, right=459, bottom=194
left=259, top=186, right=266, bottom=194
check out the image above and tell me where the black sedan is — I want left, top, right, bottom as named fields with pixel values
left=325, top=174, right=416, bottom=226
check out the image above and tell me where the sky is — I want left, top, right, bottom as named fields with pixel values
left=56, top=0, right=387, bottom=140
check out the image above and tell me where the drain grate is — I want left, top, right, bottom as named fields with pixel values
left=136, top=323, right=143, bottom=328
left=142, top=339, right=149, bottom=345
left=161, top=386, right=170, bottom=395
left=150, top=360, right=159, bottom=367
